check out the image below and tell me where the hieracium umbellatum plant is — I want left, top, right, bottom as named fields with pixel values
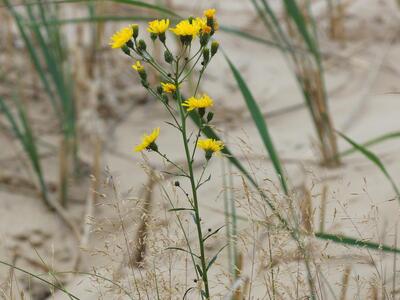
left=110, top=8, right=221, bottom=299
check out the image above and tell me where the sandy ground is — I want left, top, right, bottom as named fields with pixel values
left=1, top=0, right=400, bottom=299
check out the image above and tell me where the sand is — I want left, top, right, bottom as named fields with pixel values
left=1, top=0, right=400, bottom=299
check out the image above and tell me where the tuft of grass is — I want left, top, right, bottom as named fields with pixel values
left=4, top=0, right=77, bottom=207
left=0, top=96, right=51, bottom=208
left=246, top=0, right=340, bottom=167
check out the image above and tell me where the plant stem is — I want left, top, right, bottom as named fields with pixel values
left=176, top=87, right=210, bottom=299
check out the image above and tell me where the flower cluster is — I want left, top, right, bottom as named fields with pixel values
left=110, top=8, right=224, bottom=298
left=109, top=8, right=223, bottom=160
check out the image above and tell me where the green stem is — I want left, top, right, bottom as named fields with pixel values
left=176, top=87, right=210, bottom=299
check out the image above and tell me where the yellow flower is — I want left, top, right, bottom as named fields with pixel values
left=161, top=82, right=176, bottom=94
left=204, top=8, right=216, bottom=19
left=203, top=26, right=212, bottom=34
left=132, top=61, right=144, bottom=72
left=194, top=17, right=208, bottom=32
left=170, top=19, right=201, bottom=37
left=197, top=139, right=224, bottom=155
left=109, top=25, right=134, bottom=49
left=182, top=94, right=213, bottom=111
left=134, top=128, right=160, bottom=152
left=147, top=19, right=170, bottom=34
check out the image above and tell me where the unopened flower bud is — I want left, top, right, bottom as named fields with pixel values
left=121, top=45, right=130, bottom=55
left=132, top=24, right=139, bottom=39
left=137, top=39, right=147, bottom=52
left=150, top=33, right=157, bottom=41
left=164, top=50, right=173, bottom=63
left=200, top=33, right=209, bottom=47
left=206, top=111, right=214, bottom=122
left=202, top=48, right=210, bottom=65
left=138, top=69, right=147, bottom=81
left=162, top=94, right=169, bottom=104
left=211, top=41, right=219, bottom=57
left=188, top=16, right=194, bottom=24
left=126, top=40, right=134, bottom=49
left=141, top=79, right=149, bottom=88
left=156, top=86, right=163, bottom=95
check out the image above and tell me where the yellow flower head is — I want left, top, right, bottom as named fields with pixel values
left=197, top=139, right=224, bottom=155
left=110, top=25, right=134, bottom=49
left=182, top=94, right=213, bottom=111
left=170, top=19, right=200, bottom=37
left=147, top=19, right=170, bottom=34
left=203, top=26, right=212, bottom=34
left=132, top=61, right=144, bottom=72
left=161, top=82, right=177, bottom=94
left=204, top=8, right=216, bottom=19
left=134, top=128, right=160, bottom=152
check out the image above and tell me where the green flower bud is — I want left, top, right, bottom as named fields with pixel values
left=164, top=50, right=173, bottom=63
left=132, top=24, right=139, bottom=39
left=121, top=45, right=130, bottom=55
left=202, top=48, right=210, bottom=65
left=126, top=40, right=134, bottom=49
left=211, top=41, right=219, bottom=57
left=162, top=94, right=169, bottom=105
left=138, top=69, right=147, bottom=81
left=150, top=33, right=157, bottom=41
left=156, top=86, right=163, bottom=95
left=141, top=79, right=149, bottom=88
left=137, top=39, right=147, bottom=52
left=188, top=16, right=195, bottom=24
left=200, top=33, right=210, bottom=47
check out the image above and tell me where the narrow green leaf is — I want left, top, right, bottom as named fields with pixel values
left=338, top=131, right=400, bottom=202
left=315, top=232, right=400, bottom=254
left=224, top=53, right=289, bottom=195
left=203, top=225, right=225, bottom=242
left=0, top=261, right=80, bottom=300
left=340, top=131, right=400, bottom=157
left=165, top=247, right=200, bottom=259
left=282, top=0, right=318, bottom=58
left=206, top=244, right=228, bottom=271
left=5, top=0, right=179, bottom=16
left=168, top=208, right=194, bottom=212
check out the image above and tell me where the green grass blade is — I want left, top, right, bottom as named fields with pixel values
left=282, top=0, right=318, bottom=58
left=0, top=260, right=81, bottom=300
left=4, top=0, right=179, bottom=16
left=3, top=0, right=60, bottom=116
left=224, top=53, right=289, bottom=195
left=340, top=131, right=400, bottom=157
left=24, top=15, right=155, bottom=26
left=111, top=0, right=179, bottom=16
left=337, top=131, right=400, bottom=202
left=0, top=97, right=25, bottom=144
left=0, top=96, right=51, bottom=208
left=315, top=232, right=400, bottom=254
